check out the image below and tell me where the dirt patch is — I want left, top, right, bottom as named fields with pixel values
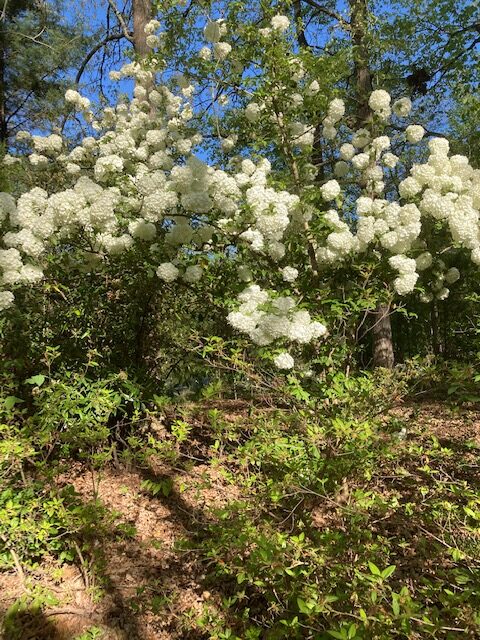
left=0, top=458, right=233, bottom=639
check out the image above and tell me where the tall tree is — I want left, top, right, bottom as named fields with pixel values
left=132, top=0, right=151, bottom=56
left=348, top=0, right=395, bottom=368
left=0, top=0, right=90, bottom=147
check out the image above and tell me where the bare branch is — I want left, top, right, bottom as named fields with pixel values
left=300, top=0, right=350, bottom=28
left=75, top=31, right=128, bottom=84
left=0, top=0, right=8, bottom=21
left=107, top=0, right=133, bottom=42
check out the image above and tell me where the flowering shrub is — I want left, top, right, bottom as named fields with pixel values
left=1, top=16, right=479, bottom=369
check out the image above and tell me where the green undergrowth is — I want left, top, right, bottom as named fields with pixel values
left=176, top=402, right=480, bottom=639
left=1, top=362, right=480, bottom=639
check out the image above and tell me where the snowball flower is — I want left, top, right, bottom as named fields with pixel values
left=65, top=89, right=81, bottom=104
left=271, top=14, right=290, bottom=32
left=327, top=98, right=345, bottom=123
left=393, top=97, right=412, bottom=117
left=245, top=102, right=261, bottom=122
left=281, top=266, right=298, bottom=282
left=320, top=180, right=341, bottom=201
left=351, top=128, right=370, bottom=149
left=0, top=290, right=14, bottom=311
left=274, top=352, right=294, bottom=370
left=213, top=42, right=232, bottom=60
left=445, top=267, right=460, bottom=284
left=406, top=125, right=425, bottom=144
left=289, top=122, right=314, bottom=148
left=394, top=272, right=419, bottom=295
left=382, top=152, right=399, bottom=168
left=144, top=19, right=160, bottom=35
left=371, top=136, right=390, bottom=153
left=128, top=219, right=156, bottom=241
left=198, top=46, right=212, bottom=60
left=351, top=153, right=370, bottom=171
left=306, top=80, right=320, bottom=96
left=340, top=143, right=356, bottom=161
left=156, top=262, right=180, bottom=282
left=183, top=265, right=203, bottom=283
left=368, top=89, right=391, bottom=113
left=146, top=34, right=160, bottom=49
left=204, top=19, right=226, bottom=43
left=399, top=177, right=422, bottom=199
left=323, top=125, right=337, bottom=140
left=428, top=137, right=450, bottom=156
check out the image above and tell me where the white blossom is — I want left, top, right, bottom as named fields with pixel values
left=271, top=14, right=290, bottom=32
left=156, top=262, right=180, bottom=282
left=281, top=266, right=298, bottom=282
left=392, top=97, right=412, bottom=117
left=368, top=90, right=391, bottom=113
left=274, top=352, right=294, bottom=369
left=320, top=180, right=341, bottom=201
left=406, top=125, right=425, bottom=144
left=213, top=42, right=232, bottom=60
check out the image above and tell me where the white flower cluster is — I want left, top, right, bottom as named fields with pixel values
left=65, top=89, right=91, bottom=112
left=274, top=352, right=294, bottom=369
left=201, top=19, right=231, bottom=60
left=271, top=14, right=290, bottom=32
left=156, top=261, right=203, bottom=284
left=227, top=284, right=327, bottom=367
left=368, top=89, right=391, bottom=120
left=144, top=19, right=163, bottom=49
left=322, top=98, right=345, bottom=141
left=315, top=91, right=480, bottom=298
left=0, top=60, right=306, bottom=321
left=238, top=164, right=300, bottom=260
left=289, top=121, right=314, bottom=149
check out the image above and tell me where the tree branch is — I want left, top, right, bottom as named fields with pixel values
left=107, top=0, right=133, bottom=42
left=293, top=0, right=313, bottom=50
left=300, top=0, right=350, bottom=28
left=75, top=32, right=128, bottom=85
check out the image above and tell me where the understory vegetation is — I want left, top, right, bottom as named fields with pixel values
left=1, top=358, right=480, bottom=639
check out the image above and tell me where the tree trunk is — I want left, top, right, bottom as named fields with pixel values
left=131, top=0, right=152, bottom=364
left=0, top=25, right=8, bottom=147
left=431, top=301, right=443, bottom=357
left=349, top=0, right=395, bottom=368
left=372, top=303, right=395, bottom=368
left=132, top=0, right=152, bottom=57
left=349, top=0, right=372, bottom=125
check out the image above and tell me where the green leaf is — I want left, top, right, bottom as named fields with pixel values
left=4, top=396, right=24, bottom=410
left=368, top=561, right=381, bottom=576
left=392, top=594, right=400, bottom=616
left=25, top=374, right=46, bottom=387
left=464, top=506, right=478, bottom=519
left=381, top=565, right=396, bottom=579
left=297, top=597, right=310, bottom=614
